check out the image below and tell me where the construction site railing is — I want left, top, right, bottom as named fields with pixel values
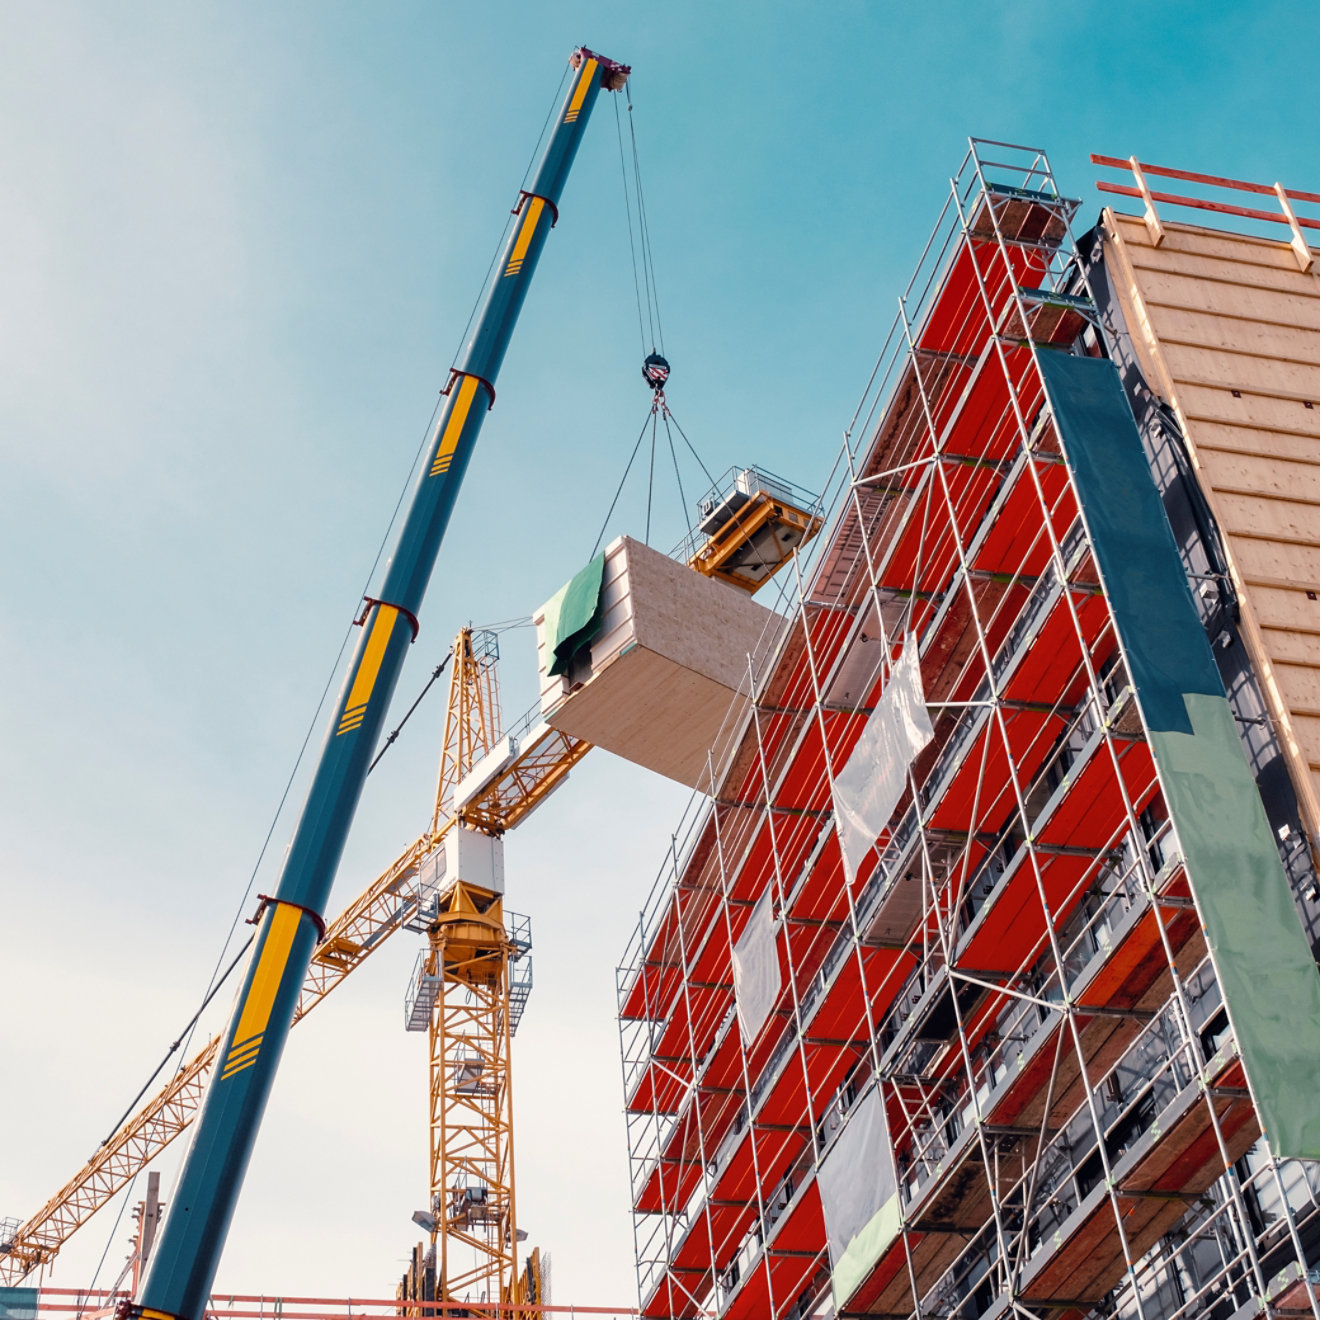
left=20, top=1291, right=647, bottom=1320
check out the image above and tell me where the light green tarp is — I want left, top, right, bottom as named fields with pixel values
left=0, top=1288, right=39, bottom=1320
left=1039, top=349, right=1320, bottom=1160
left=541, top=552, right=606, bottom=678
left=816, top=1084, right=902, bottom=1310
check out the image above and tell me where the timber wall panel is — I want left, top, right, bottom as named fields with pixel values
left=1103, top=208, right=1320, bottom=844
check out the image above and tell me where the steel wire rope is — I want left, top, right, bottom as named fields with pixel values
left=74, top=395, right=446, bottom=1297
left=78, top=1182, right=137, bottom=1311
left=173, top=391, right=441, bottom=1061
left=472, top=616, right=533, bottom=633
left=613, top=94, right=650, bottom=356
left=99, top=937, right=256, bottom=1150
left=624, top=83, right=664, bottom=354
left=644, top=406, right=658, bottom=545
left=656, top=403, right=716, bottom=489
left=660, top=411, right=693, bottom=545
left=367, top=652, right=452, bottom=775
left=70, top=926, right=252, bottom=1298
left=591, top=406, right=657, bottom=558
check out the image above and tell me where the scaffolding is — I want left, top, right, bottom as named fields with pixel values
left=616, top=140, right=1320, bottom=1320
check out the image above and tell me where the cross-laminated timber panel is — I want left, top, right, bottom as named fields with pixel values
left=1101, top=209, right=1320, bottom=847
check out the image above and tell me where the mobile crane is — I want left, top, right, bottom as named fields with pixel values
left=0, top=46, right=628, bottom=1320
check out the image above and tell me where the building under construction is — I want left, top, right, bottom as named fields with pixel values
left=616, top=141, right=1320, bottom=1320
left=7, top=107, right=1320, bottom=1320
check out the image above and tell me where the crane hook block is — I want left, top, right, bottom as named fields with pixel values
left=643, top=352, right=671, bottom=391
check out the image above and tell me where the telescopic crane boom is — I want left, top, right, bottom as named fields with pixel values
left=123, top=48, right=628, bottom=1320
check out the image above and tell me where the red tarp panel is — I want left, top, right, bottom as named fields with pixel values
left=917, top=236, right=1048, bottom=358
left=972, top=458, right=1078, bottom=580
left=635, top=1154, right=704, bottom=1217
left=940, top=344, right=1041, bottom=464
left=927, top=708, right=1067, bottom=835
left=810, top=946, right=919, bottom=1043
left=958, top=851, right=1096, bottom=974
left=1037, top=738, right=1158, bottom=852
left=755, top=1040, right=857, bottom=1130
left=1000, top=590, right=1110, bottom=707
left=620, top=960, right=684, bottom=1023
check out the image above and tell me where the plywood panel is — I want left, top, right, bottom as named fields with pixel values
left=1112, top=214, right=1312, bottom=270
left=1296, top=713, right=1320, bottom=757
left=1161, top=341, right=1320, bottom=400
left=1294, top=713, right=1320, bottom=765
left=1274, top=662, right=1320, bottom=717
left=1178, top=388, right=1320, bottom=434
left=1114, top=214, right=1320, bottom=295
left=1188, top=419, right=1320, bottom=457
left=1233, top=536, right=1320, bottom=589
left=1104, top=208, right=1320, bottom=845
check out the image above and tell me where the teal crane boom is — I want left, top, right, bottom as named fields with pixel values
left=128, top=47, right=629, bottom=1320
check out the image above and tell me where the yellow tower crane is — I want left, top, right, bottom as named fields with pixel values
left=400, top=626, right=576, bottom=1308
left=0, top=626, right=589, bottom=1306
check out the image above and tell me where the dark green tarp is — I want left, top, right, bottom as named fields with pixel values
left=1040, top=348, right=1320, bottom=1160
left=542, top=552, right=606, bottom=678
left=0, top=1288, right=39, bottom=1320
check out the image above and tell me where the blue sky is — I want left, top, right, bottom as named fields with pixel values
left=2, top=0, right=1316, bottom=1308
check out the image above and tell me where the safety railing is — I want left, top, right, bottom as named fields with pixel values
left=1092, top=153, right=1320, bottom=271
left=18, top=1292, right=644, bottom=1320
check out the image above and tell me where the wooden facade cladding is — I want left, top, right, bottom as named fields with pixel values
left=1101, top=209, right=1320, bottom=848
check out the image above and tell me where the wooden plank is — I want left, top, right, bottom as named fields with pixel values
left=1216, top=492, right=1320, bottom=542
left=1123, top=245, right=1320, bottom=298
left=1181, top=394, right=1320, bottom=437
left=1233, top=535, right=1320, bottom=588
left=1142, top=304, right=1320, bottom=364
left=1273, top=662, right=1320, bottom=718
left=1261, top=623, right=1320, bottom=662
left=1197, top=449, right=1320, bottom=502
left=1291, top=713, right=1320, bottom=764
left=1111, top=212, right=1315, bottom=272
left=1140, top=280, right=1320, bottom=333
left=1189, top=417, right=1320, bottom=456
left=1160, top=340, right=1320, bottom=401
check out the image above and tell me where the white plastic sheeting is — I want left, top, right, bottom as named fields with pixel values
left=816, top=1083, right=901, bottom=1308
left=833, top=636, right=934, bottom=883
left=732, top=889, right=781, bottom=1042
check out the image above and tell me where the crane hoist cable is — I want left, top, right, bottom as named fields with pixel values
left=591, top=405, right=658, bottom=557
left=590, top=373, right=721, bottom=557
left=76, top=928, right=253, bottom=1297
left=126, top=59, right=621, bottom=1188
left=80, top=624, right=456, bottom=1264
left=606, top=86, right=733, bottom=555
